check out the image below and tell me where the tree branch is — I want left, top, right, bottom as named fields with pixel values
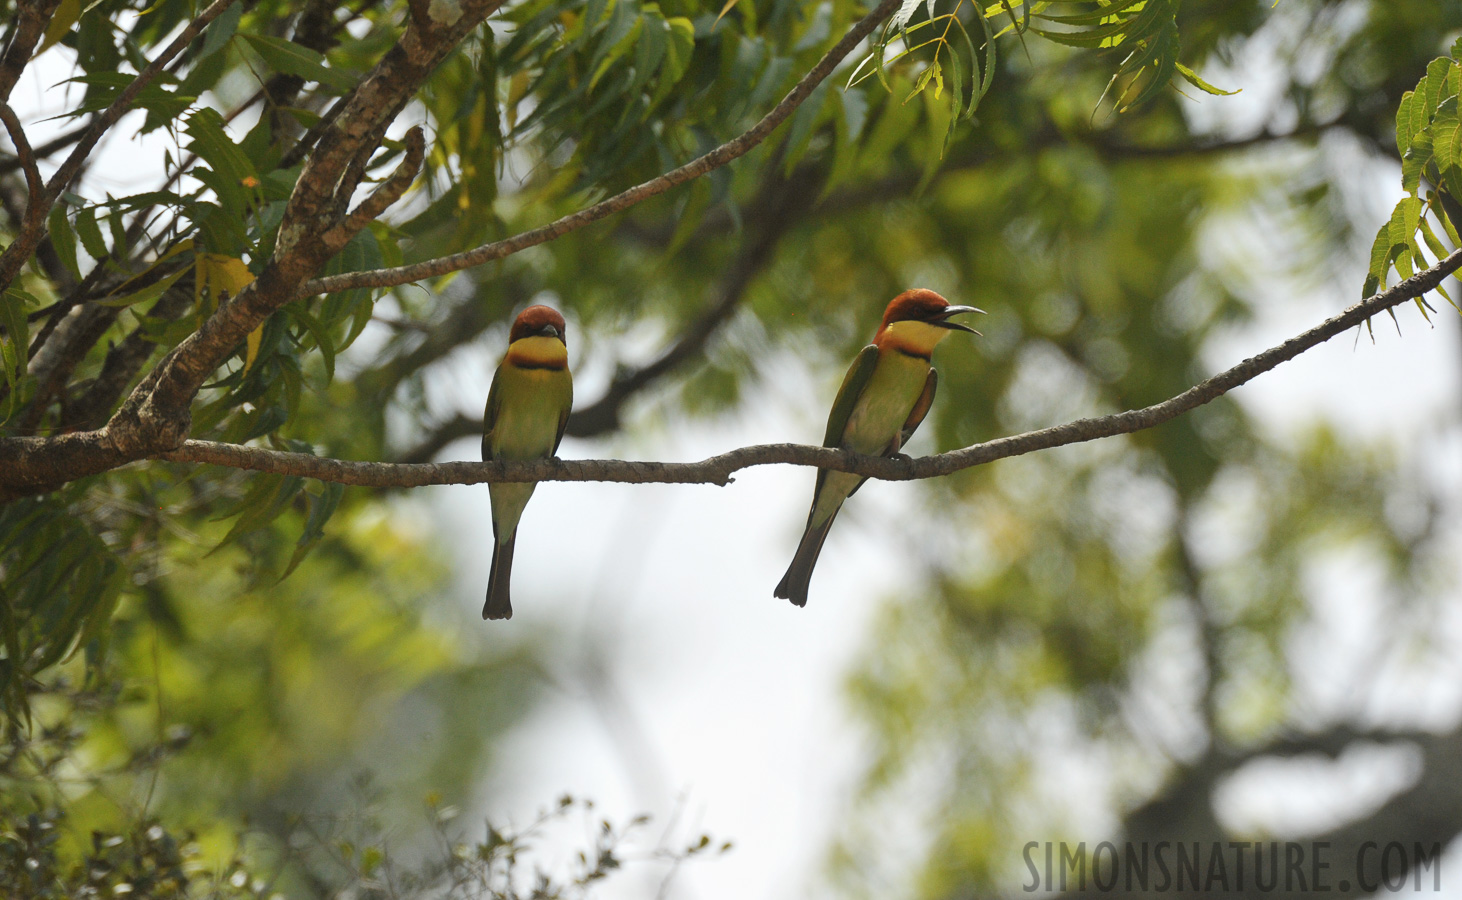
left=295, top=0, right=905, bottom=298
left=0, top=121, right=91, bottom=177
left=381, top=120, right=1340, bottom=459
left=0, top=0, right=62, bottom=105
left=150, top=249, right=1462, bottom=487
left=321, top=125, right=425, bottom=249
left=0, top=102, right=43, bottom=234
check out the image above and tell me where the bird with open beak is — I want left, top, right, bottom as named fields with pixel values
left=482, top=305, right=574, bottom=620
left=775, top=289, right=983, bottom=607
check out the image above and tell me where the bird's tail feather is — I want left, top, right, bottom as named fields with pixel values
left=774, top=513, right=837, bottom=607
left=483, top=535, right=516, bottom=620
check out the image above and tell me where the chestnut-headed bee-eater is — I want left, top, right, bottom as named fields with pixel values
left=482, top=305, right=574, bottom=620
left=775, top=289, right=983, bottom=607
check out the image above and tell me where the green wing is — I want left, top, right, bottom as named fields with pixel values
left=815, top=344, right=879, bottom=498
left=822, top=345, right=880, bottom=448
left=553, top=375, right=573, bottom=455
left=481, top=362, right=504, bottom=461
left=895, top=368, right=937, bottom=453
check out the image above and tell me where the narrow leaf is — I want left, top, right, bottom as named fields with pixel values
left=241, top=34, right=356, bottom=92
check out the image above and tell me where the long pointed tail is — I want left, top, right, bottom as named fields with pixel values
left=774, top=514, right=837, bottom=607
left=483, top=534, right=516, bottom=620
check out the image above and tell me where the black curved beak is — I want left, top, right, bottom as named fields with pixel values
left=933, top=305, right=985, bottom=335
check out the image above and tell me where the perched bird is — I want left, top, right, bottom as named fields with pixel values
left=482, top=305, right=574, bottom=620
left=775, top=289, right=982, bottom=607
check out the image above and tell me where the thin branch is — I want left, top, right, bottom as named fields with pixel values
left=0, top=122, right=89, bottom=177
left=0, top=102, right=44, bottom=232
left=323, top=125, right=426, bottom=247
left=0, top=0, right=62, bottom=104
left=154, top=249, right=1462, bottom=486
left=344, top=119, right=1342, bottom=461
left=295, top=0, right=905, bottom=298
left=279, top=93, right=349, bottom=169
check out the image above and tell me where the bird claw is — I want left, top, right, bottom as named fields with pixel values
left=891, top=452, right=913, bottom=463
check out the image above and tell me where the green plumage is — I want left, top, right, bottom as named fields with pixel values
left=776, top=343, right=938, bottom=606
left=481, top=351, right=573, bottom=620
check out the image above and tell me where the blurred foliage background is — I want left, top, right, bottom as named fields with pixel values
left=3, top=0, right=1462, bottom=895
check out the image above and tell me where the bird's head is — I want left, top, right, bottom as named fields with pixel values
left=510, top=305, right=568, bottom=345
left=875, top=289, right=984, bottom=356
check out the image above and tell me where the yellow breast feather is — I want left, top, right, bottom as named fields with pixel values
left=505, top=335, right=569, bottom=369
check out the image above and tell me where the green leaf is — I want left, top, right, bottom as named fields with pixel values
left=1431, top=108, right=1462, bottom=173
left=74, top=206, right=108, bottom=260
left=46, top=205, right=81, bottom=279
left=241, top=33, right=356, bottom=93
left=199, top=2, right=242, bottom=59
left=891, top=0, right=923, bottom=31
left=0, top=289, right=31, bottom=421
left=287, top=304, right=336, bottom=384
left=957, top=10, right=995, bottom=117
left=1424, top=57, right=1452, bottom=120
left=39, top=0, right=81, bottom=53
left=1363, top=217, right=1391, bottom=298
left=1435, top=189, right=1462, bottom=245
left=651, top=17, right=695, bottom=108
left=210, top=474, right=303, bottom=552
left=588, top=10, right=643, bottom=91
left=96, top=267, right=188, bottom=308
left=1391, top=196, right=1422, bottom=255
left=1402, top=130, right=1432, bottom=196
left=281, top=482, right=344, bottom=580
left=1117, top=20, right=1180, bottom=111
left=1396, top=91, right=1417, bottom=157
left=0, top=290, right=32, bottom=367
left=184, top=108, right=258, bottom=218
left=1038, top=0, right=1148, bottom=25
left=1175, top=62, right=1238, bottom=96
left=629, top=9, right=669, bottom=98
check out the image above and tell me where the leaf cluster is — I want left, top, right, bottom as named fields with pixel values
left=846, top=0, right=1235, bottom=156
left=1365, top=39, right=1462, bottom=311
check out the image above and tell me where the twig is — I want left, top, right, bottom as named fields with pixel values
left=0, top=0, right=62, bottom=104
left=154, top=249, right=1462, bottom=487
left=324, top=126, right=425, bottom=245
left=0, top=121, right=91, bottom=176
left=0, top=102, right=44, bottom=232
left=295, top=0, right=905, bottom=298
